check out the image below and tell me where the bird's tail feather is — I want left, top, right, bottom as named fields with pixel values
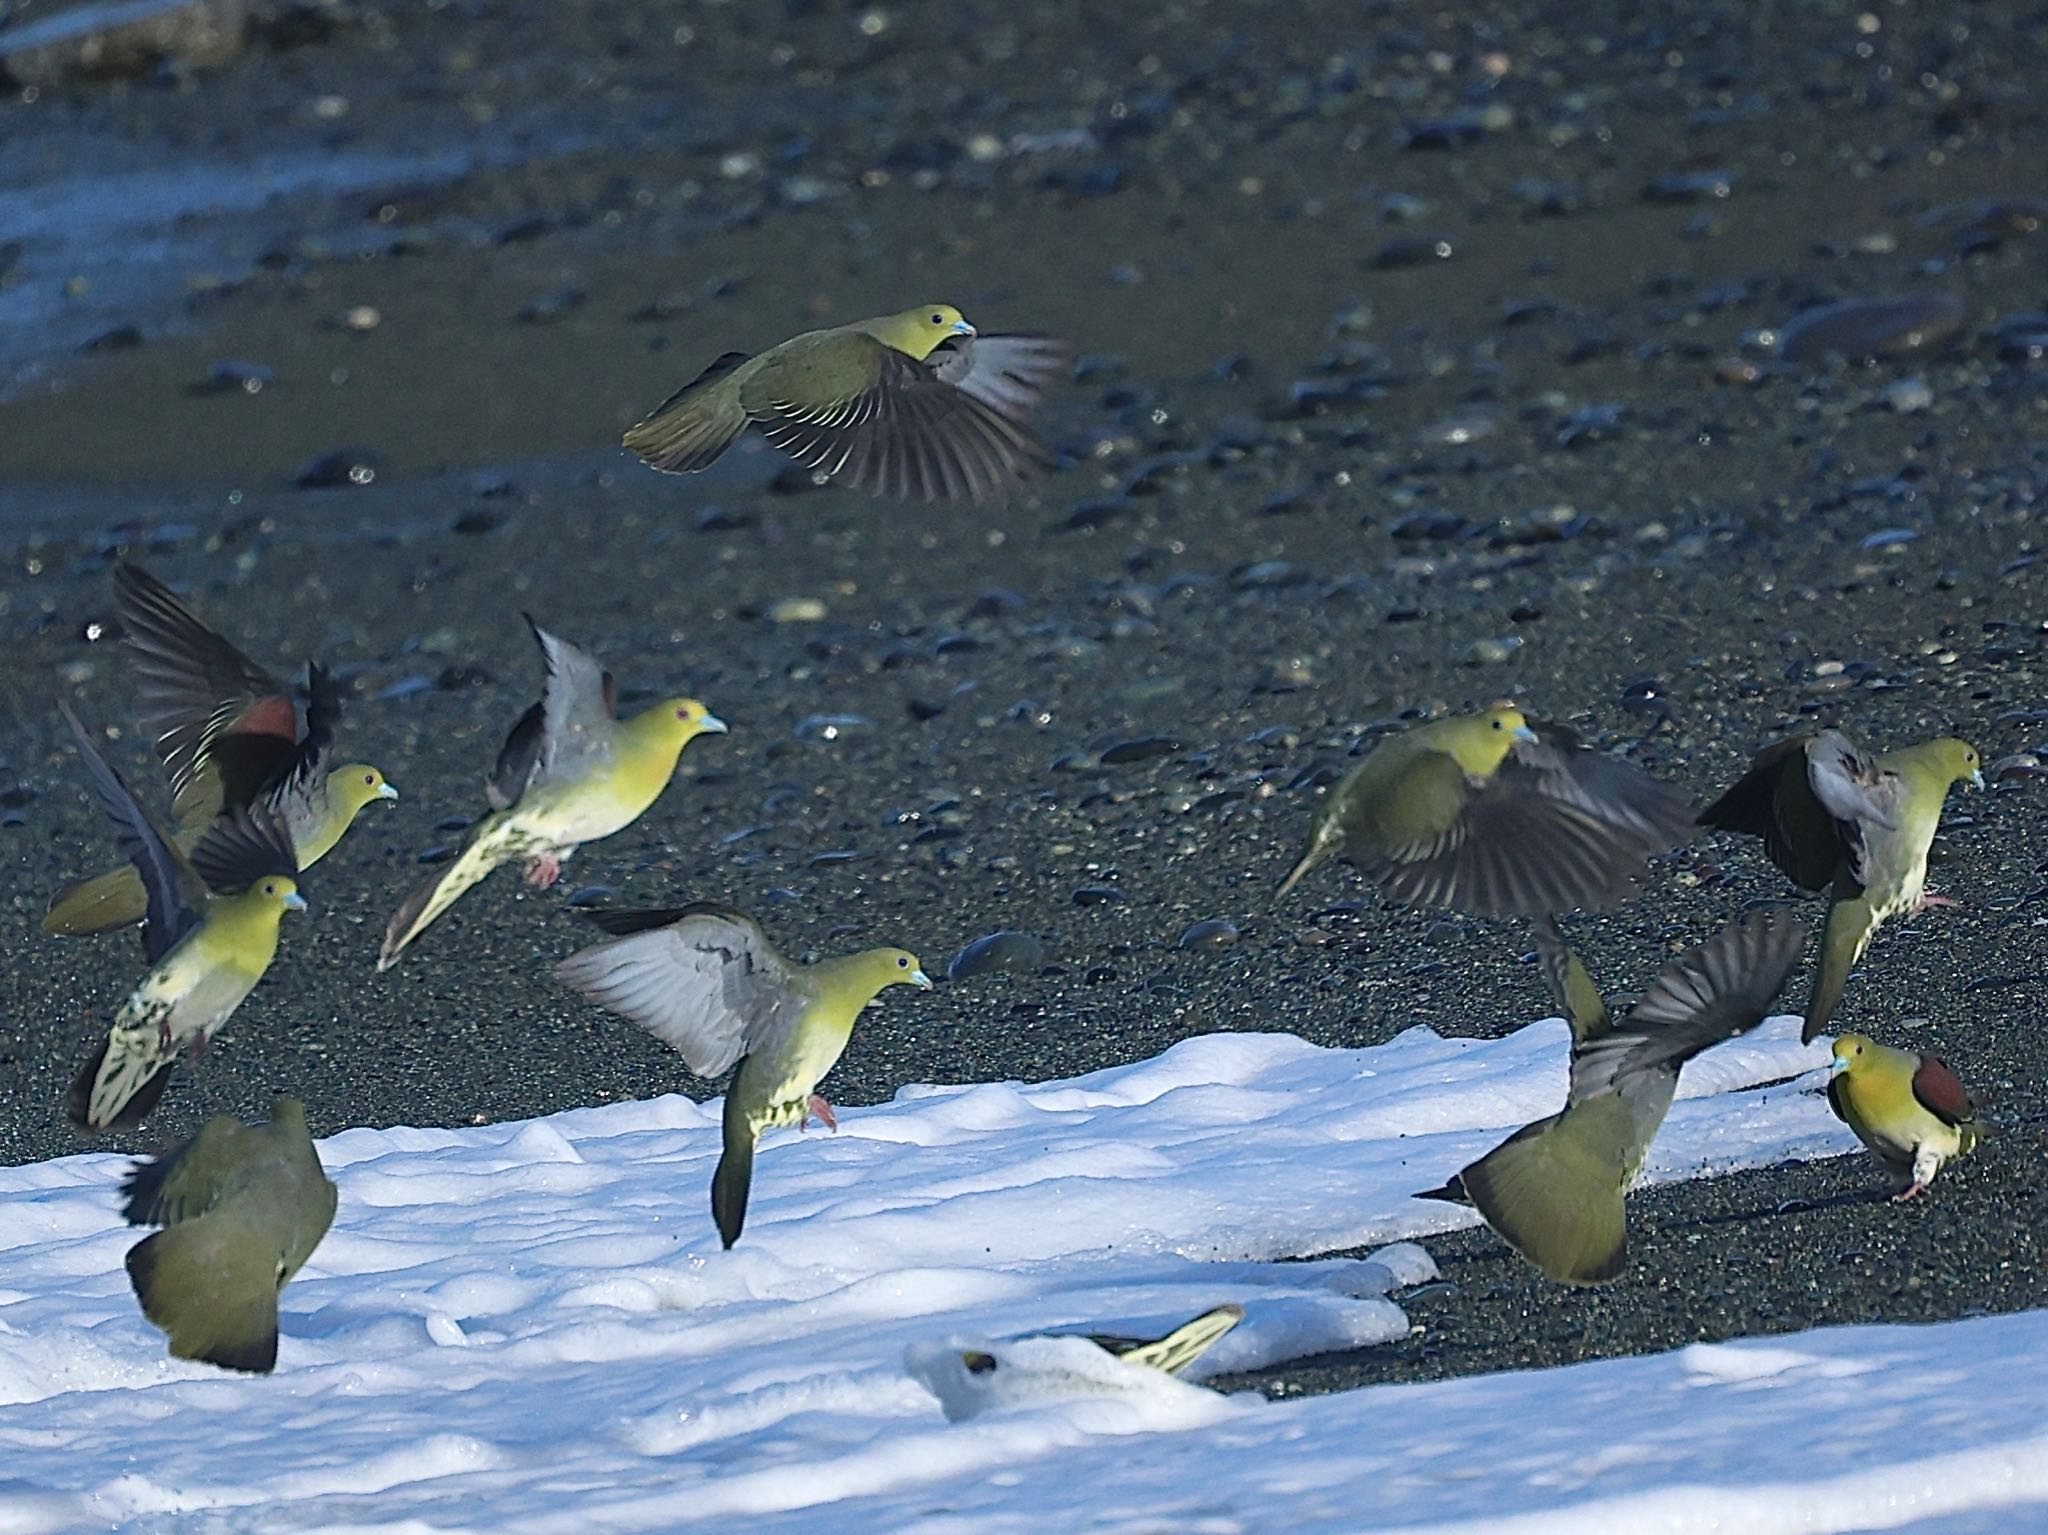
left=68, top=1031, right=179, bottom=1134
left=1455, top=1121, right=1627, bottom=1286
left=712, top=1083, right=755, bottom=1250
left=125, top=1219, right=282, bottom=1373
left=623, top=353, right=752, bottom=474
left=1119, top=1304, right=1245, bottom=1376
left=377, top=814, right=519, bottom=970
left=43, top=864, right=150, bottom=936
left=1803, top=893, right=1878, bottom=1043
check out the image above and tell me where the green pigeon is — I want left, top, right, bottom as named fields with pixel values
left=1828, top=1031, right=1981, bottom=1198
left=1417, top=909, right=1806, bottom=1284
left=624, top=304, right=1066, bottom=503
left=554, top=903, right=931, bottom=1248
left=60, top=705, right=306, bottom=1133
left=123, top=1096, right=338, bottom=1373
left=1280, top=704, right=1695, bottom=915
left=45, top=561, right=393, bottom=937
left=1699, top=728, right=1982, bottom=1041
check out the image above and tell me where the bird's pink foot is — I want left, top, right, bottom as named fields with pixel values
left=1891, top=1181, right=1930, bottom=1202
left=803, top=1094, right=838, bottom=1133
left=523, top=853, right=563, bottom=889
left=1913, top=889, right=1960, bottom=914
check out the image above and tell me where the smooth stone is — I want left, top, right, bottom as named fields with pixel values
left=1777, top=294, right=1967, bottom=364
left=947, top=931, right=1046, bottom=981
left=1178, top=918, right=1241, bottom=951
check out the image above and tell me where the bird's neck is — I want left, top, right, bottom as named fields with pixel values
left=808, top=952, right=901, bottom=1025
left=202, top=892, right=288, bottom=968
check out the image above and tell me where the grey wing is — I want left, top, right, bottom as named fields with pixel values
left=526, top=619, right=619, bottom=789
left=1572, top=908, right=1808, bottom=1100
left=60, top=704, right=206, bottom=964
left=188, top=804, right=298, bottom=894
left=1531, top=916, right=1613, bottom=1045
left=1806, top=730, right=1905, bottom=834
left=928, top=333, right=1069, bottom=422
left=554, top=909, right=804, bottom=1077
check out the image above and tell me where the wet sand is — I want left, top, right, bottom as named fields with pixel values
left=1, top=0, right=2044, bottom=1395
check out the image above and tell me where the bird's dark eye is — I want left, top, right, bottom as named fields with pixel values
left=931, top=313, right=945, bottom=325
left=364, top=772, right=375, bottom=785
left=963, top=1352, right=997, bottom=1375
left=897, top=956, right=909, bottom=968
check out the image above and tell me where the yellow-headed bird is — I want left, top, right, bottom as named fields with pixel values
left=122, top=1096, right=337, bottom=1373
left=1417, top=909, right=1806, bottom=1284
left=1828, top=1032, right=1980, bottom=1199
left=45, top=562, right=394, bottom=937
left=623, top=305, right=1066, bottom=503
left=59, top=707, right=306, bottom=1133
left=1279, top=706, right=1695, bottom=915
left=377, top=621, right=724, bottom=969
left=554, top=903, right=931, bottom=1248
left=1698, top=729, right=1982, bottom=1041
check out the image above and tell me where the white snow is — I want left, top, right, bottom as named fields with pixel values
left=3, top=1013, right=2041, bottom=1534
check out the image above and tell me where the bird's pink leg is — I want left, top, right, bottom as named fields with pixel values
left=1913, top=888, right=1960, bottom=914
left=524, top=853, right=563, bottom=889
left=803, top=1094, right=838, bottom=1133
left=1891, top=1181, right=1930, bottom=1202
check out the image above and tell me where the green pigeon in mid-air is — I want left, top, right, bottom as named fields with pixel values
left=1698, top=728, right=1982, bottom=1041
left=554, top=903, right=930, bottom=1248
left=1279, top=704, right=1695, bottom=915
left=45, top=561, right=394, bottom=937
left=122, top=1096, right=338, bottom=1373
left=623, top=304, right=1066, bottom=503
left=1417, top=908, right=1806, bottom=1284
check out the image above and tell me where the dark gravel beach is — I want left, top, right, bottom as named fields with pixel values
left=1, top=0, right=2044, bottom=1395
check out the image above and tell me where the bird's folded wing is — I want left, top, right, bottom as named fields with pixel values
left=555, top=908, right=800, bottom=1077
left=1911, top=1054, right=1976, bottom=1127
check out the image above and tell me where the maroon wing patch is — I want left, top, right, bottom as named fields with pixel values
left=1911, top=1054, right=1976, bottom=1127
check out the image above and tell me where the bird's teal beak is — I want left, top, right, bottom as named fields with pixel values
left=1827, top=1052, right=1848, bottom=1077
left=283, top=891, right=308, bottom=912
left=378, top=782, right=400, bottom=801
left=1968, top=769, right=1985, bottom=790
left=951, top=319, right=977, bottom=337
left=699, top=713, right=729, bottom=735
left=1512, top=725, right=1539, bottom=743
left=911, top=968, right=934, bottom=990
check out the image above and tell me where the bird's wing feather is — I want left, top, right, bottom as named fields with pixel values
left=1911, top=1053, right=1977, bottom=1128
left=1697, top=733, right=1847, bottom=891
left=554, top=907, right=804, bottom=1077
left=750, top=344, right=1050, bottom=504
left=1529, top=915, right=1613, bottom=1044
left=121, top=1114, right=258, bottom=1226
left=114, top=562, right=300, bottom=811
left=61, top=705, right=205, bottom=964
left=1573, top=908, right=1807, bottom=1099
left=187, top=804, right=299, bottom=893
left=525, top=620, right=617, bottom=790
left=927, top=333, right=1069, bottom=421
left=1807, top=730, right=1905, bottom=831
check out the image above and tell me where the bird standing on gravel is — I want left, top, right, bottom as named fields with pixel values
left=1278, top=705, right=1695, bottom=915
left=554, top=903, right=931, bottom=1249
left=1416, top=909, right=1806, bottom=1284
left=59, top=707, right=305, bottom=1134
left=377, top=621, right=724, bottom=969
left=1827, top=1031, right=1981, bottom=1199
left=1698, top=729, right=1982, bottom=1041
left=624, top=304, right=1066, bottom=503
left=45, top=562, right=394, bottom=938
left=122, top=1097, right=337, bottom=1374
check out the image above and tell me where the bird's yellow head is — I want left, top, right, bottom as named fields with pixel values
left=857, top=947, right=935, bottom=996
left=1931, top=738, right=1984, bottom=789
left=871, top=304, right=977, bottom=361
left=1439, top=705, right=1537, bottom=775
left=1829, top=1033, right=1875, bottom=1077
left=334, top=764, right=400, bottom=814
left=647, top=698, right=728, bottom=743
left=253, top=875, right=308, bottom=915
